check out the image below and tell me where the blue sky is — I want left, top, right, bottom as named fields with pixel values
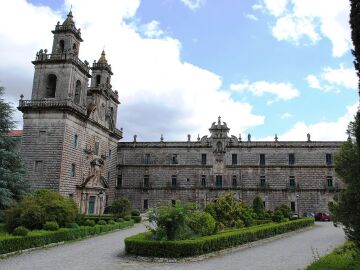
left=0, top=0, right=358, bottom=141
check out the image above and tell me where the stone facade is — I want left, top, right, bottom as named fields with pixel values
left=18, top=12, right=122, bottom=215
left=17, top=12, right=344, bottom=215
left=116, top=117, right=343, bottom=214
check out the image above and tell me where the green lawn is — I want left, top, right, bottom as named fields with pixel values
left=306, top=242, right=360, bottom=270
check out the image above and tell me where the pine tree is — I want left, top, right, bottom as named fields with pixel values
left=330, top=0, right=360, bottom=248
left=0, top=86, right=29, bottom=210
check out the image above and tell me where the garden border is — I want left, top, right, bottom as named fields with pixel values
left=125, top=218, right=314, bottom=258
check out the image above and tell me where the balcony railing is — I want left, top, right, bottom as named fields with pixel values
left=18, top=99, right=86, bottom=115
left=33, top=53, right=90, bottom=74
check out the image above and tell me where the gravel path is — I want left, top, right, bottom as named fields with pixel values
left=0, top=222, right=345, bottom=270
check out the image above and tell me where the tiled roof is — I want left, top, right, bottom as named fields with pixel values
left=7, top=130, right=23, bottom=137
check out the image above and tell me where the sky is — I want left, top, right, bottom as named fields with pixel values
left=0, top=0, right=358, bottom=142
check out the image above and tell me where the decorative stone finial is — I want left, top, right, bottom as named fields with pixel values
left=133, top=134, right=137, bottom=142
left=275, top=134, right=278, bottom=142
left=160, top=134, right=164, bottom=142
left=20, top=94, right=24, bottom=100
left=238, top=134, right=242, bottom=142
left=307, top=133, right=311, bottom=142
left=218, top=116, right=221, bottom=125
left=248, top=133, right=251, bottom=142
left=197, top=134, right=200, bottom=141
left=120, top=127, right=123, bottom=132
left=187, top=134, right=191, bottom=142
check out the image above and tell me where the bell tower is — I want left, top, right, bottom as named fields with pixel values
left=18, top=11, right=123, bottom=215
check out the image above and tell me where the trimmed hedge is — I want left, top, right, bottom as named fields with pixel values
left=131, top=216, right=142, bottom=223
left=0, top=220, right=133, bottom=255
left=125, top=218, right=313, bottom=258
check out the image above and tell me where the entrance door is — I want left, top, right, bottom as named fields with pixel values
left=88, top=196, right=96, bottom=214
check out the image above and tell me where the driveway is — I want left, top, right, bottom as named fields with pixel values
left=0, top=222, right=346, bottom=270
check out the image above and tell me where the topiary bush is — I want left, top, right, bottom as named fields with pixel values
left=131, top=209, right=140, bottom=216
left=12, top=226, right=29, bottom=237
left=108, top=219, right=115, bottom=225
left=272, top=210, right=284, bottom=222
left=131, top=216, right=141, bottom=223
left=66, top=223, right=79, bottom=229
left=275, top=204, right=293, bottom=219
left=110, top=197, right=131, bottom=218
left=253, top=196, right=266, bottom=219
left=97, top=220, right=107, bottom=226
left=43, top=221, right=59, bottom=231
left=187, top=210, right=216, bottom=236
left=84, top=219, right=96, bottom=227
left=5, top=189, right=78, bottom=231
left=124, top=215, right=131, bottom=221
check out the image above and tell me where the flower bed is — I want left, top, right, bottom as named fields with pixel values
left=0, top=220, right=134, bottom=255
left=125, top=218, right=314, bottom=258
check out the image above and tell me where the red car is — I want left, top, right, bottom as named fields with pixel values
left=315, top=212, right=331, bottom=221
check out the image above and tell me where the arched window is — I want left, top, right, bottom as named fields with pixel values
left=59, top=40, right=65, bottom=53
left=96, top=75, right=101, bottom=86
left=74, top=80, right=81, bottom=104
left=46, top=74, right=57, bottom=98
left=216, top=141, right=223, bottom=152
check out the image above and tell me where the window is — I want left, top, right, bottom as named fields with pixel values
left=201, top=154, right=207, bottom=165
left=327, top=176, right=333, bottom=187
left=215, top=175, right=222, bottom=187
left=34, top=160, right=43, bottom=175
left=171, top=200, right=176, bottom=206
left=232, top=175, right=237, bottom=187
left=232, top=154, right=238, bottom=165
left=143, top=199, right=148, bottom=210
left=144, top=153, right=150, bottom=164
left=171, top=175, right=177, bottom=188
left=326, top=154, right=333, bottom=166
left=143, top=175, right=149, bottom=188
left=291, top=201, right=296, bottom=212
left=289, top=176, right=295, bottom=187
left=172, top=154, right=178, bottom=164
left=107, top=171, right=110, bottom=181
left=74, top=80, right=81, bottom=104
left=260, top=154, right=265, bottom=166
left=289, top=153, right=295, bottom=165
left=116, top=174, right=122, bottom=188
left=73, top=134, right=78, bottom=148
left=46, top=74, right=57, bottom=98
left=94, top=140, right=100, bottom=156
left=108, top=149, right=111, bottom=158
left=39, top=131, right=46, bottom=144
left=260, top=175, right=266, bottom=187
left=201, top=175, right=206, bottom=187
left=96, top=75, right=101, bottom=86
left=71, top=163, right=76, bottom=177
left=59, top=40, right=65, bottom=53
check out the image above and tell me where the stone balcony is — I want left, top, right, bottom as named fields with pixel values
left=18, top=99, right=86, bottom=115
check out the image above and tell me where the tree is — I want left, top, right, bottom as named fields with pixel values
left=110, top=196, right=131, bottom=218
left=252, top=196, right=265, bottom=218
left=329, top=0, right=360, bottom=249
left=0, top=86, right=29, bottom=210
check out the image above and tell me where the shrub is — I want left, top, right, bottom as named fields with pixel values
left=131, top=209, right=141, bottom=216
left=187, top=211, right=216, bottom=236
left=131, top=216, right=141, bottom=223
left=275, top=204, right=293, bottom=219
left=272, top=210, right=284, bottom=223
left=43, top=221, right=59, bottom=231
left=97, top=220, right=107, bottom=226
left=66, top=223, right=79, bottom=229
left=12, top=226, right=29, bottom=237
left=253, top=196, right=265, bottom=219
left=110, top=197, right=131, bottom=218
left=117, top=218, right=124, bottom=223
left=205, top=193, right=254, bottom=229
left=5, top=189, right=78, bottom=231
left=124, top=215, right=131, bottom=221
left=84, top=219, right=96, bottom=227
left=148, top=201, right=194, bottom=240
left=108, top=219, right=115, bottom=225
left=125, top=218, right=314, bottom=258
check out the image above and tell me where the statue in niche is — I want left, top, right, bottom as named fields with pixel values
left=216, top=141, right=223, bottom=153
left=307, top=133, right=311, bottom=142
left=88, top=158, right=104, bottom=187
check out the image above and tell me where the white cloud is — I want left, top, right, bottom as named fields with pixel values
left=260, top=0, right=351, bottom=57
left=262, top=103, right=358, bottom=141
left=230, top=81, right=299, bottom=103
left=252, top=4, right=263, bottom=11
left=0, top=0, right=264, bottom=141
left=306, top=65, right=357, bottom=92
left=306, top=74, right=322, bottom=89
left=281, top=112, right=292, bottom=119
left=180, top=0, right=206, bottom=11
left=245, top=14, right=258, bottom=21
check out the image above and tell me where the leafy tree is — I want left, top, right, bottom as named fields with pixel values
left=5, top=189, right=78, bottom=231
left=329, top=0, right=360, bottom=249
left=110, top=196, right=131, bottom=218
left=275, top=204, right=293, bottom=219
left=0, top=86, right=29, bottom=210
left=187, top=210, right=217, bottom=236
